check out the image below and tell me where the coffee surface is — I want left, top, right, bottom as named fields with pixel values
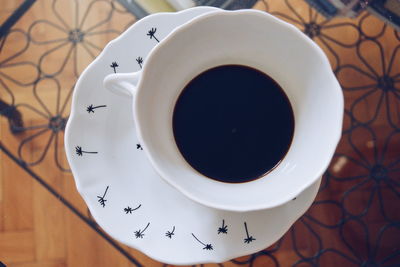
left=173, top=65, right=294, bottom=183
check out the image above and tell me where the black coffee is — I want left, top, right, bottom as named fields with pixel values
left=173, top=65, right=294, bottom=183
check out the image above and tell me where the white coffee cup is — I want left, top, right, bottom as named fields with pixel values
left=103, top=9, right=343, bottom=212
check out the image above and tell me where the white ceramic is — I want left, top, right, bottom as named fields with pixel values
left=103, top=9, right=343, bottom=212
left=65, top=7, right=322, bottom=265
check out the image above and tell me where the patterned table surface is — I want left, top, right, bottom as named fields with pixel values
left=0, top=0, right=399, bottom=266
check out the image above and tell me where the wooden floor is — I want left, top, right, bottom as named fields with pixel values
left=1, top=1, right=166, bottom=266
left=1, top=0, right=399, bottom=266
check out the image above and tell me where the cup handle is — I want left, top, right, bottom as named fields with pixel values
left=103, top=71, right=142, bottom=97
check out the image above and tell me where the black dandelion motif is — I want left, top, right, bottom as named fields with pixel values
left=147, top=27, right=159, bottom=43
left=75, top=146, right=98, bottom=156
left=86, top=104, right=106, bottom=113
left=165, top=226, right=175, bottom=239
left=124, top=204, right=141, bottom=214
left=191, top=233, right=213, bottom=250
left=97, top=186, right=109, bottom=208
left=134, top=222, right=150, bottom=239
left=136, top=57, right=143, bottom=69
left=244, top=222, right=256, bottom=244
left=204, top=244, right=213, bottom=250
left=110, top=61, right=119, bottom=73
left=136, top=144, right=143, bottom=150
left=75, top=146, right=83, bottom=156
left=217, top=219, right=228, bottom=234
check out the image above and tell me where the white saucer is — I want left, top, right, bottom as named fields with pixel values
left=65, top=7, right=321, bottom=265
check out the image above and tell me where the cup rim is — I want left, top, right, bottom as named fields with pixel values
left=135, top=9, right=344, bottom=212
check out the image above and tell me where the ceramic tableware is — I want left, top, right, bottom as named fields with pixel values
left=103, top=9, right=343, bottom=212
left=65, top=7, right=323, bottom=264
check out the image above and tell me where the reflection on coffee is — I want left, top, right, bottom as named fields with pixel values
left=173, top=65, right=294, bottom=183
